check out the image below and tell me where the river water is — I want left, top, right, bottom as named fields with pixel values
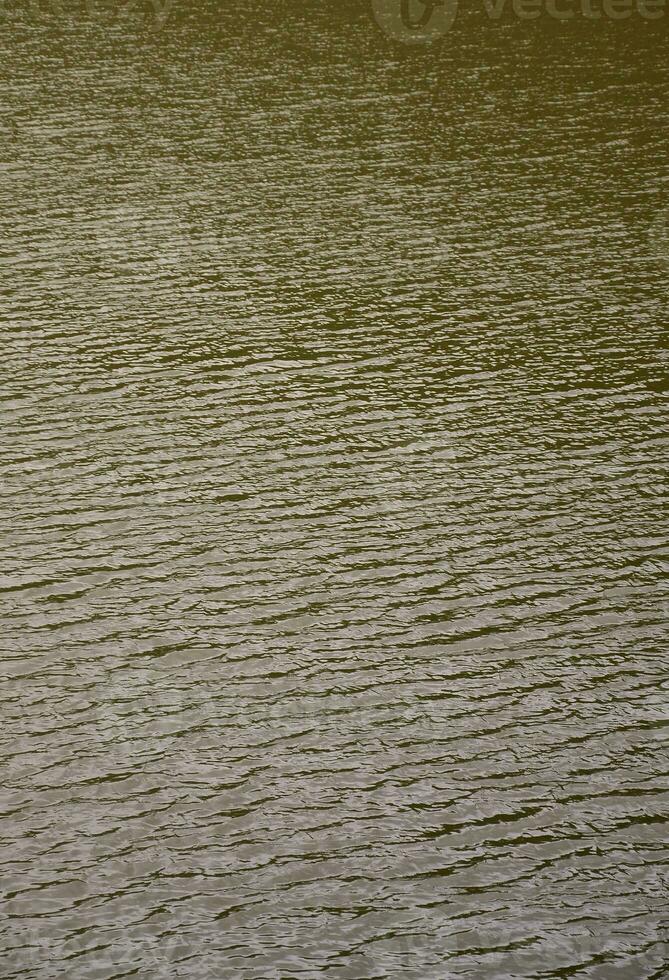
left=1, top=3, right=668, bottom=978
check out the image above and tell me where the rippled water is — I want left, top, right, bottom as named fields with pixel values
left=1, top=4, right=668, bottom=978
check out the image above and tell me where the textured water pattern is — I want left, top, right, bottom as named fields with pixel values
left=0, top=4, right=668, bottom=978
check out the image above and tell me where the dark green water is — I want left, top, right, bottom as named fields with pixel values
left=1, top=3, right=668, bottom=978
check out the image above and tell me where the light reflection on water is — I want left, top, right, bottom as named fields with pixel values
left=0, top=4, right=667, bottom=978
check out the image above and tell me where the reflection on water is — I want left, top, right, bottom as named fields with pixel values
left=0, top=4, right=667, bottom=978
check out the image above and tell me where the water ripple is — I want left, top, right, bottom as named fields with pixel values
left=1, top=5, right=668, bottom=979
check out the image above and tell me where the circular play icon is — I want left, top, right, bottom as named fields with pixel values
left=371, top=0, right=459, bottom=43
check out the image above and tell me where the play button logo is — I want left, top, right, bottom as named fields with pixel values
left=371, top=0, right=459, bottom=42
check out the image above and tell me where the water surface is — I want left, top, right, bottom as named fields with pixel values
left=0, top=4, right=668, bottom=978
